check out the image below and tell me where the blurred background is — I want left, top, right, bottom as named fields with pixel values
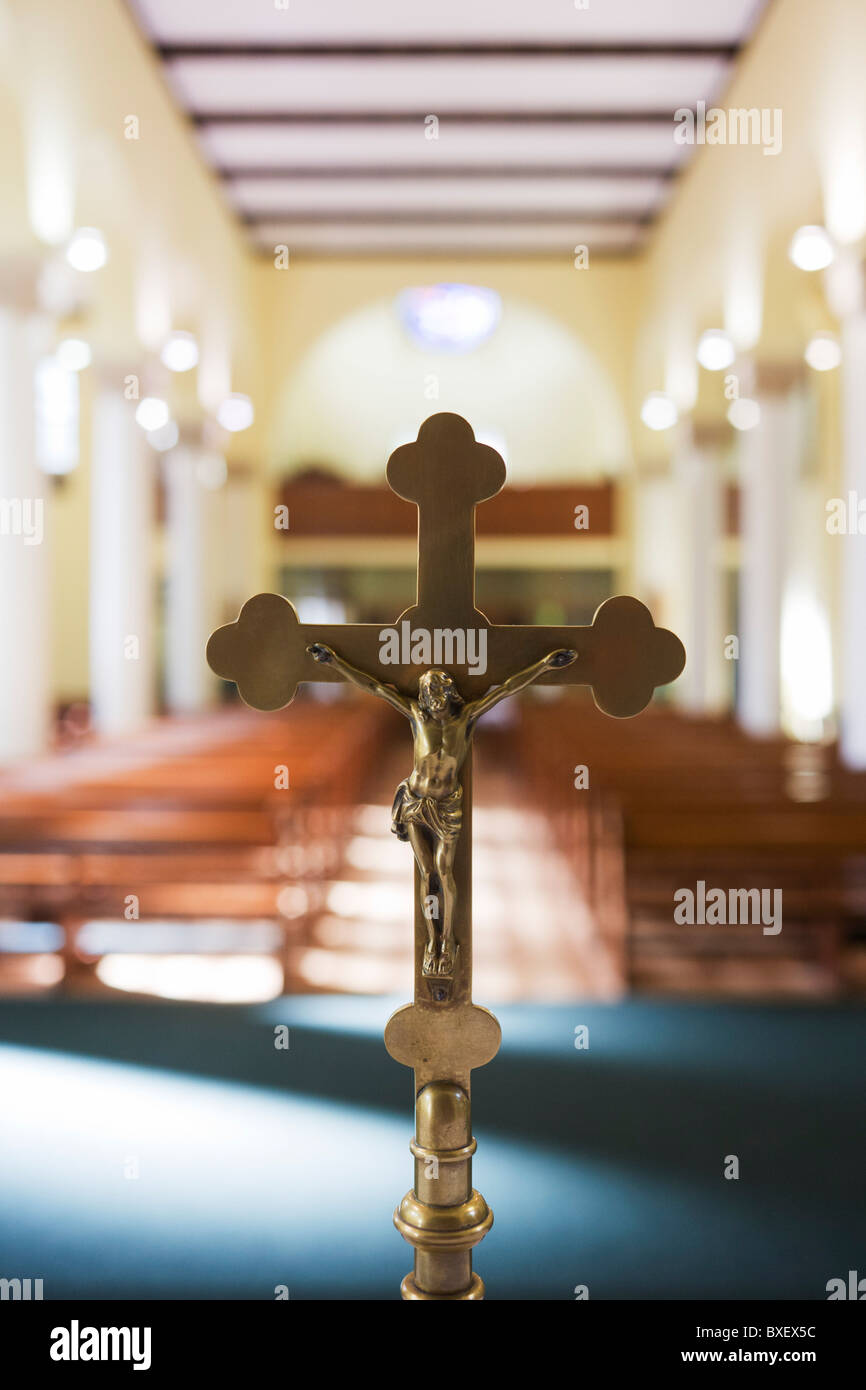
left=0, top=0, right=864, bottom=1300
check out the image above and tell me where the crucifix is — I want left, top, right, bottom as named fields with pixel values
left=206, top=412, right=685, bottom=1301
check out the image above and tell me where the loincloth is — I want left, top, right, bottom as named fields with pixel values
left=391, top=779, right=462, bottom=844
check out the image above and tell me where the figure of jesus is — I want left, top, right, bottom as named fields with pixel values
left=307, top=641, right=577, bottom=980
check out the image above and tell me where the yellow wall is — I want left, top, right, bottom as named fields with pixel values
left=0, top=0, right=263, bottom=698
left=255, top=258, right=643, bottom=482
left=636, top=0, right=866, bottom=484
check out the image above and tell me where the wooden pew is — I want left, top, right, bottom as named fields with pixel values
left=517, top=695, right=866, bottom=996
left=0, top=695, right=393, bottom=993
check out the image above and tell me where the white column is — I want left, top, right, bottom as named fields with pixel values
left=633, top=472, right=680, bottom=635
left=0, top=307, right=51, bottom=761
left=164, top=446, right=218, bottom=712
left=737, top=380, right=800, bottom=737
left=89, top=390, right=154, bottom=734
left=839, top=310, right=866, bottom=766
left=220, top=467, right=259, bottom=620
left=672, top=425, right=727, bottom=714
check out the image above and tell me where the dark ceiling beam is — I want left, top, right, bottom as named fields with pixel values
left=218, top=165, right=677, bottom=180
left=192, top=111, right=680, bottom=125
left=239, top=210, right=653, bottom=226
left=249, top=244, right=643, bottom=260
left=157, top=42, right=739, bottom=59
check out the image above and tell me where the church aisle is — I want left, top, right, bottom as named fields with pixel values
left=0, top=995, right=861, bottom=1300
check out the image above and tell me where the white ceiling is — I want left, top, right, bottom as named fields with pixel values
left=130, top=0, right=765, bottom=45
left=128, top=0, right=769, bottom=257
left=168, top=54, right=729, bottom=114
left=247, top=221, right=641, bottom=256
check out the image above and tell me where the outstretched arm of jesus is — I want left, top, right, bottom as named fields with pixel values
left=306, top=643, right=413, bottom=719
left=465, top=648, right=577, bottom=723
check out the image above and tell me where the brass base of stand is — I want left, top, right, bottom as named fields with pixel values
left=393, top=1081, right=493, bottom=1301
left=400, top=1272, right=485, bottom=1301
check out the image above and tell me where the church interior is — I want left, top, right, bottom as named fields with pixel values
left=0, top=0, right=864, bottom=1302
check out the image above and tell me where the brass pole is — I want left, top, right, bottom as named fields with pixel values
left=395, top=1082, right=490, bottom=1299
left=386, top=754, right=499, bottom=1299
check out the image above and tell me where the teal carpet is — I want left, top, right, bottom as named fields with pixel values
left=0, top=996, right=862, bottom=1299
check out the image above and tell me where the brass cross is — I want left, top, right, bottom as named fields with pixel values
left=207, top=412, right=684, bottom=1300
